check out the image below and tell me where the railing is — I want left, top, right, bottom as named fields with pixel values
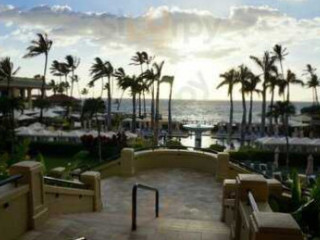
left=44, top=176, right=88, bottom=189
left=0, top=174, right=22, bottom=187
left=132, top=183, right=159, bottom=231
left=247, top=191, right=259, bottom=212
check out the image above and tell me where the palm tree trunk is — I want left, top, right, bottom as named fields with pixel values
left=228, top=93, right=233, bottom=143
left=261, top=85, right=266, bottom=137
left=40, top=52, right=48, bottom=123
left=70, top=70, right=74, bottom=98
left=315, top=87, right=319, bottom=105
left=143, top=90, right=146, bottom=117
left=107, top=76, right=112, bottom=131
left=270, top=88, right=275, bottom=126
left=132, top=93, right=136, bottom=133
left=168, top=83, right=172, bottom=136
left=151, top=83, right=155, bottom=129
left=96, top=114, right=102, bottom=162
left=249, top=92, right=253, bottom=129
left=154, top=80, right=160, bottom=146
left=240, top=89, right=247, bottom=146
left=100, top=77, right=104, bottom=98
left=138, top=93, right=141, bottom=117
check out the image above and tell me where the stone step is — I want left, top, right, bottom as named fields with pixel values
left=21, top=212, right=230, bottom=240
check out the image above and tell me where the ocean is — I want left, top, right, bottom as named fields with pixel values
left=112, top=99, right=312, bottom=124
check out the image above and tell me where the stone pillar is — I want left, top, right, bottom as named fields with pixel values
left=120, top=148, right=135, bottom=176
left=250, top=211, right=303, bottom=240
left=221, top=179, right=237, bottom=223
left=216, top=152, right=230, bottom=181
left=235, top=174, right=269, bottom=240
left=267, top=179, right=282, bottom=198
left=9, top=161, right=48, bottom=230
left=80, top=171, right=102, bottom=212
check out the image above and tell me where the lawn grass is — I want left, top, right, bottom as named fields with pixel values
left=43, top=154, right=97, bottom=171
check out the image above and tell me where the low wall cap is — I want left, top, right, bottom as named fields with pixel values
left=252, top=212, right=301, bottom=235
left=238, top=174, right=266, bottom=183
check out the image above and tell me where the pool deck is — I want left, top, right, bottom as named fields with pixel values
left=20, top=169, right=230, bottom=240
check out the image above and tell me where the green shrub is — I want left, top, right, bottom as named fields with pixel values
left=291, top=169, right=302, bottom=210
left=165, top=139, right=186, bottom=149
left=128, top=137, right=153, bottom=149
left=29, top=141, right=84, bottom=157
left=208, top=144, right=226, bottom=152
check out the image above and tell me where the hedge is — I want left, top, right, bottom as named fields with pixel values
left=29, top=141, right=84, bottom=157
left=230, top=150, right=320, bottom=169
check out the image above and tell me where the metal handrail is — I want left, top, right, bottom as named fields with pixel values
left=44, top=176, right=87, bottom=189
left=248, top=191, right=259, bottom=212
left=0, top=174, right=22, bottom=187
left=132, top=183, right=159, bottom=231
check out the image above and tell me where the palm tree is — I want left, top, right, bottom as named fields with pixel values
left=65, top=55, right=80, bottom=98
left=245, top=74, right=261, bottom=130
left=153, top=61, right=165, bottom=145
left=89, top=58, right=114, bottom=130
left=116, top=69, right=141, bottom=133
left=50, top=60, right=64, bottom=84
left=82, top=98, right=105, bottom=162
left=59, top=63, right=71, bottom=95
left=267, top=68, right=280, bottom=127
left=23, top=33, right=52, bottom=123
left=162, top=76, right=174, bottom=136
left=286, top=70, right=304, bottom=102
left=49, top=79, right=58, bottom=95
left=217, top=69, right=237, bottom=142
left=304, top=64, right=319, bottom=105
left=250, top=52, right=277, bottom=136
left=131, top=52, right=145, bottom=117
left=0, top=57, right=21, bottom=153
left=236, top=65, right=253, bottom=146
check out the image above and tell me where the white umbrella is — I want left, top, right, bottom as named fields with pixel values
left=28, top=122, right=45, bottom=131
left=15, top=114, right=35, bottom=121
left=306, top=154, right=314, bottom=176
left=16, top=128, right=35, bottom=136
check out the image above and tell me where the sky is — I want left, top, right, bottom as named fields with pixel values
left=0, top=0, right=319, bottom=101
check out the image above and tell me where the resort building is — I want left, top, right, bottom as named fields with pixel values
left=0, top=77, right=50, bottom=109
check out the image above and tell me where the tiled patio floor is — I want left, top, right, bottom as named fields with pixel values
left=20, top=169, right=230, bottom=240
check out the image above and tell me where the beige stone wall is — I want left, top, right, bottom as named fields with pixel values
left=44, top=185, right=95, bottom=216
left=94, top=160, right=121, bottom=178
left=134, top=149, right=217, bottom=174
left=0, top=185, right=29, bottom=240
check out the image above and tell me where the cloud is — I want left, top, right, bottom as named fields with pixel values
left=0, top=4, right=319, bottom=64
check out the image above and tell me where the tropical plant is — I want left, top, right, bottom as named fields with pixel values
left=236, top=65, right=253, bottom=146
left=153, top=61, right=165, bottom=145
left=304, top=64, right=319, bottom=105
left=89, top=57, right=113, bottom=130
left=217, top=69, right=237, bottom=142
left=245, top=74, right=261, bottom=129
left=23, top=33, right=53, bottom=122
left=115, top=68, right=141, bottom=133
left=250, top=52, right=277, bottom=136
left=65, top=55, right=80, bottom=98
left=82, top=98, right=106, bottom=161
left=162, top=76, right=174, bottom=136
left=0, top=57, right=21, bottom=153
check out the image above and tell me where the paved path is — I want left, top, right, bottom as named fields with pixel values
left=20, top=169, right=230, bottom=240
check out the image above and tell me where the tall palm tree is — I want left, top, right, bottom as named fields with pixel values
left=89, top=58, right=114, bottom=130
left=142, top=52, right=155, bottom=124
left=49, top=79, right=58, bottom=95
left=23, top=33, right=52, bottom=123
left=153, top=61, right=165, bottom=145
left=50, top=60, right=64, bottom=84
left=116, top=69, right=140, bottom=133
left=217, top=69, right=237, bottom=142
left=131, top=52, right=145, bottom=118
left=236, top=65, right=253, bottom=146
left=250, top=52, right=277, bottom=136
left=245, top=74, right=261, bottom=130
left=0, top=57, right=20, bottom=153
left=267, top=68, right=280, bottom=127
left=286, top=70, right=304, bottom=102
left=65, top=55, right=80, bottom=98
left=304, top=64, right=319, bottom=105
left=59, top=63, right=70, bottom=95
left=162, top=76, right=174, bottom=136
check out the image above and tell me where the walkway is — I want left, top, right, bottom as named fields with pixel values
left=20, top=169, right=230, bottom=240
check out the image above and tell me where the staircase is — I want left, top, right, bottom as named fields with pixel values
left=21, top=212, right=230, bottom=240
